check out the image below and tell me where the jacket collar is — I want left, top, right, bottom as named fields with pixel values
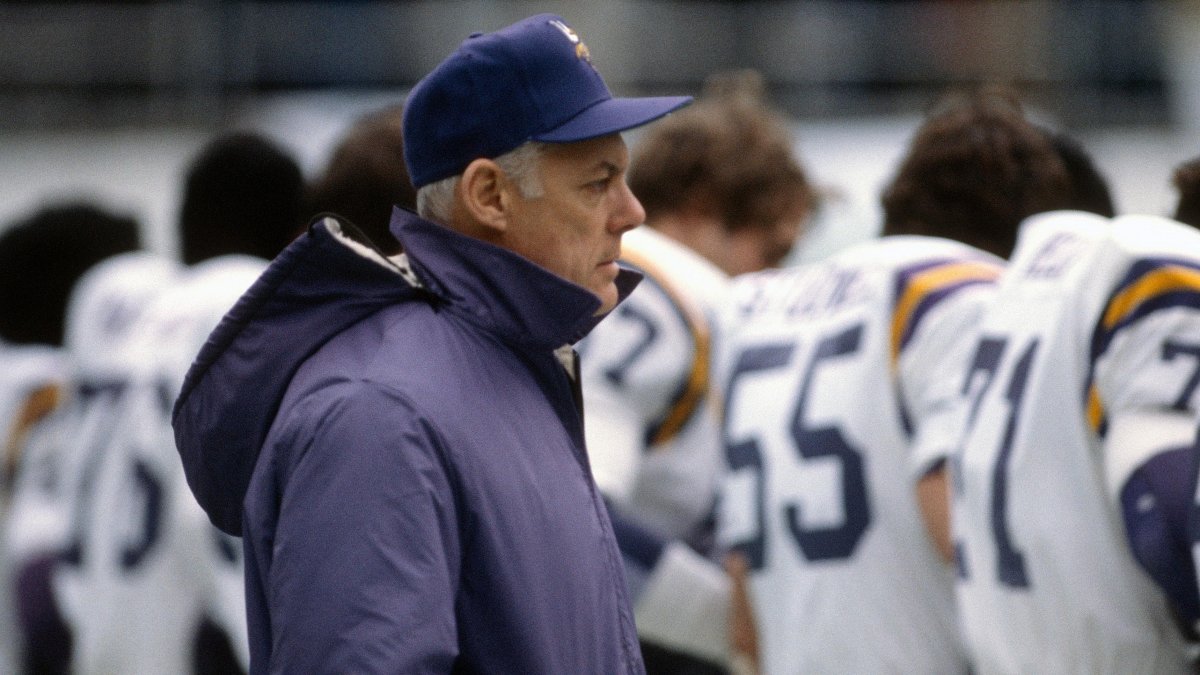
left=391, top=208, right=641, bottom=348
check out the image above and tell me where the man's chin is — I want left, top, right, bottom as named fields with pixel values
left=592, top=288, right=619, bottom=316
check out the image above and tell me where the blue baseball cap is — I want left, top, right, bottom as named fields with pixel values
left=403, top=14, right=692, bottom=188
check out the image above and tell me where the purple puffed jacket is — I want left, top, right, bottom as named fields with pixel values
left=173, top=208, right=645, bottom=674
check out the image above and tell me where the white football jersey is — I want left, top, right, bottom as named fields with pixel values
left=952, top=211, right=1198, bottom=674
left=7, top=252, right=179, bottom=568
left=717, top=235, right=1001, bottom=675
left=0, top=342, right=68, bottom=675
left=579, top=225, right=730, bottom=541
left=1, top=342, right=68, bottom=563
left=54, top=255, right=260, bottom=675
left=2, top=252, right=179, bottom=674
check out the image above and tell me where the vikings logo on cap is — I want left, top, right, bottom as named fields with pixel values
left=549, top=18, right=591, bottom=62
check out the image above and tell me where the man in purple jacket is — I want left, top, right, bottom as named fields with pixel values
left=171, top=13, right=690, bottom=674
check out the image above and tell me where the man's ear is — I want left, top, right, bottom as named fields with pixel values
left=460, top=158, right=512, bottom=235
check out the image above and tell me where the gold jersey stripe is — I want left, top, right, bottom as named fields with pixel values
left=620, top=247, right=712, bottom=448
left=890, top=261, right=1001, bottom=368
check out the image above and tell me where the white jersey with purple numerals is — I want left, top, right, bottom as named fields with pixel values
left=716, top=235, right=1001, bottom=675
left=952, top=210, right=1199, bottom=675
left=53, top=255, right=260, bottom=675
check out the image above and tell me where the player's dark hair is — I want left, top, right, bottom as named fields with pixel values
left=306, top=104, right=415, bottom=256
left=628, top=70, right=813, bottom=237
left=0, top=201, right=141, bottom=346
left=881, top=86, right=1071, bottom=259
left=179, top=132, right=305, bottom=266
left=1171, top=156, right=1200, bottom=229
left=1046, top=129, right=1115, bottom=217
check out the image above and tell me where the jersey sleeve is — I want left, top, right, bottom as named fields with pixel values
left=893, top=259, right=1002, bottom=479
left=1094, top=253, right=1200, bottom=487
left=579, top=274, right=710, bottom=504
left=1083, top=219, right=1200, bottom=627
left=1089, top=257, right=1200, bottom=431
left=1086, top=256, right=1200, bottom=622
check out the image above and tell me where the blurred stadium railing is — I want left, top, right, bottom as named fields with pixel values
left=0, top=0, right=1180, bottom=130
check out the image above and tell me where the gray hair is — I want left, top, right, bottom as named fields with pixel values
left=416, top=142, right=546, bottom=222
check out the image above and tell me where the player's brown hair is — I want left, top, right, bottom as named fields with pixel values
left=307, top=104, right=416, bottom=255
left=1171, top=156, right=1200, bottom=229
left=881, top=86, right=1071, bottom=259
left=1045, top=128, right=1115, bottom=217
left=628, top=70, right=813, bottom=236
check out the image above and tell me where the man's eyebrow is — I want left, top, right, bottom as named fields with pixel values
left=595, top=160, right=621, bottom=177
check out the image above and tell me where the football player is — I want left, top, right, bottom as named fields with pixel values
left=0, top=201, right=141, bottom=674
left=53, top=254, right=262, bottom=674
left=952, top=208, right=1200, bottom=673
left=716, top=88, right=1073, bottom=674
left=11, top=250, right=180, bottom=673
left=39, top=132, right=304, bottom=674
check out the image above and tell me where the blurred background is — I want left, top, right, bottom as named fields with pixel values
left=1, top=0, right=1197, bottom=258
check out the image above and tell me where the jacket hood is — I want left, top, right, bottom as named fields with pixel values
left=173, top=209, right=640, bottom=534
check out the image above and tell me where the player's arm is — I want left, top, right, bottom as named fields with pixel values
left=1103, top=410, right=1200, bottom=629
left=603, top=498, right=732, bottom=668
left=896, top=267, right=999, bottom=564
left=915, top=461, right=954, bottom=563
left=724, top=551, right=760, bottom=675
left=266, top=383, right=460, bottom=673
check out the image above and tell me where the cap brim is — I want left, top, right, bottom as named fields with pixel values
left=532, top=95, right=693, bottom=143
